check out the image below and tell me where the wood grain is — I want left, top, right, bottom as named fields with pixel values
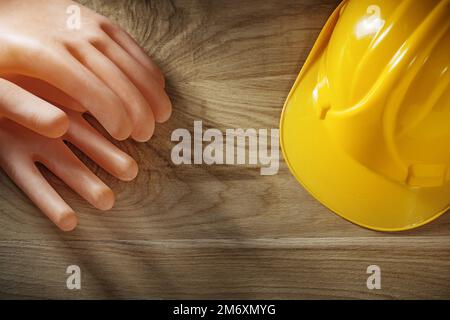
left=1, top=238, right=450, bottom=299
left=0, top=0, right=449, bottom=299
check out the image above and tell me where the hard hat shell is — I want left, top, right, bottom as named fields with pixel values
left=280, top=0, right=450, bottom=231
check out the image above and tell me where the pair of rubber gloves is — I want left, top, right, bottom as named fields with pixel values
left=0, top=0, right=172, bottom=231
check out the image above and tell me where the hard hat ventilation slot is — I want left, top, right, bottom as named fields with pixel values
left=406, top=164, right=448, bottom=187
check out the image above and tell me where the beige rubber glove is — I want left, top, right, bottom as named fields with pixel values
left=0, top=109, right=138, bottom=231
left=0, top=0, right=172, bottom=141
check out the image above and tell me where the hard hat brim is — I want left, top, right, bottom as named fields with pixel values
left=280, top=56, right=450, bottom=231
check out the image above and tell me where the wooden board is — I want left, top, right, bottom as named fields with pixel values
left=0, top=0, right=449, bottom=299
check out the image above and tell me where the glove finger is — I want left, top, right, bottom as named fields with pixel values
left=37, top=139, right=115, bottom=211
left=0, top=155, right=77, bottom=232
left=0, top=78, right=69, bottom=138
left=64, top=111, right=138, bottom=182
left=66, top=43, right=155, bottom=142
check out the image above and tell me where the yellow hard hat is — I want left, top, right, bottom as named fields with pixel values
left=280, top=0, right=450, bottom=231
